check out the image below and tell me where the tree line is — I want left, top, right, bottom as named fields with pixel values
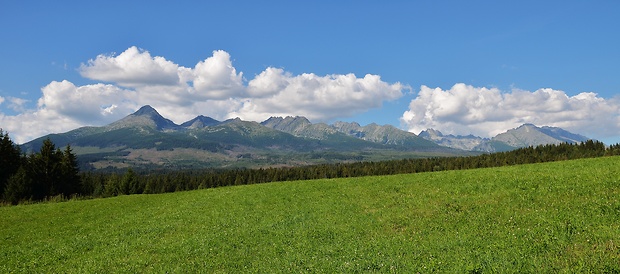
left=1, top=130, right=81, bottom=204
left=1, top=128, right=619, bottom=205
left=76, top=140, right=620, bottom=199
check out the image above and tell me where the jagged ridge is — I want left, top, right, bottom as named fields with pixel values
left=262, top=117, right=439, bottom=148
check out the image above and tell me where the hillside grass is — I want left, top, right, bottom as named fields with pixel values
left=1, top=157, right=619, bottom=272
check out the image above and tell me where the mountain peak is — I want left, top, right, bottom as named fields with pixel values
left=180, top=115, right=220, bottom=129
left=261, top=116, right=312, bottom=132
left=419, top=128, right=485, bottom=151
left=492, top=123, right=590, bottom=148
left=516, top=123, right=538, bottom=131
left=107, top=105, right=178, bottom=131
left=419, top=128, right=443, bottom=139
left=133, top=105, right=158, bottom=116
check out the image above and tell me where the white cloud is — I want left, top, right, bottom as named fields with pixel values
left=0, top=47, right=407, bottom=144
left=192, top=50, right=245, bottom=99
left=79, top=46, right=181, bottom=87
left=236, top=71, right=405, bottom=121
left=0, top=110, right=85, bottom=144
left=401, top=83, right=620, bottom=139
left=6, top=97, right=30, bottom=112
left=37, top=80, right=138, bottom=123
left=247, top=67, right=291, bottom=98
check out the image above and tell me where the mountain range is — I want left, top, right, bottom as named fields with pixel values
left=418, top=124, right=590, bottom=152
left=21, top=105, right=591, bottom=170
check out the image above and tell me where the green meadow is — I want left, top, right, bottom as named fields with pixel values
left=1, top=157, right=619, bottom=272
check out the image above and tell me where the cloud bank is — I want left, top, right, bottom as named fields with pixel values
left=0, top=47, right=406, bottom=143
left=401, top=83, right=620, bottom=139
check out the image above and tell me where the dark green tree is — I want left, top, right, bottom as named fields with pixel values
left=3, top=166, right=34, bottom=204
left=60, top=144, right=81, bottom=196
left=122, top=168, right=141, bottom=194
left=0, top=129, right=22, bottom=197
left=104, top=173, right=121, bottom=197
left=29, top=138, right=63, bottom=199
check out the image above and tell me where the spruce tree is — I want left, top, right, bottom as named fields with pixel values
left=3, top=166, right=34, bottom=204
left=0, top=129, right=22, bottom=197
left=60, top=144, right=81, bottom=196
left=30, top=139, right=63, bottom=199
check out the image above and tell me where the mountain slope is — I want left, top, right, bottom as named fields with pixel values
left=331, top=121, right=438, bottom=148
left=489, top=124, right=590, bottom=149
left=180, top=115, right=221, bottom=129
left=418, top=129, right=486, bottom=151
left=261, top=116, right=342, bottom=140
left=538, top=126, right=591, bottom=144
left=262, top=117, right=439, bottom=149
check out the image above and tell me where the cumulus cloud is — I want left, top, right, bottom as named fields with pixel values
left=0, top=109, right=85, bottom=144
left=79, top=46, right=181, bottom=87
left=192, top=50, right=245, bottom=99
left=37, top=80, right=139, bottom=123
left=0, top=46, right=406, bottom=143
left=401, top=83, right=620, bottom=139
left=237, top=70, right=405, bottom=121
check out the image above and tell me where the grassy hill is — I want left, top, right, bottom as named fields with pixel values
left=1, top=157, right=619, bottom=272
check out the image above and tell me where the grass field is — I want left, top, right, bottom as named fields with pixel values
left=1, top=157, right=619, bottom=272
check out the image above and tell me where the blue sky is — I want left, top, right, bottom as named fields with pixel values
left=1, top=1, right=619, bottom=144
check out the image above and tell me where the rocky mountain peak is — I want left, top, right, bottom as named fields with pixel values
left=261, top=116, right=312, bottom=133
left=133, top=105, right=159, bottom=116
left=107, top=105, right=178, bottom=131
left=180, top=115, right=220, bottom=129
left=419, top=128, right=485, bottom=151
left=493, top=124, right=559, bottom=147
left=418, top=128, right=444, bottom=139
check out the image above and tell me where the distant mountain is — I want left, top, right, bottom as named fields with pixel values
left=261, top=116, right=341, bottom=140
left=420, top=124, right=591, bottom=152
left=22, top=106, right=465, bottom=170
left=180, top=115, right=221, bottom=129
left=262, top=117, right=438, bottom=148
left=482, top=124, right=590, bottom=151
left=418, top=129, right=486, bottom=151
left=107, top=105, right=179, bottom=131
left=332, top=121, right=439, bottom=148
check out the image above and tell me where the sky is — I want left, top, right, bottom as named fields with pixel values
left=1, top=1, right=619, bottom=144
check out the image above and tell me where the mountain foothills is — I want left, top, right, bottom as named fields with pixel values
left=21, top=105, right=591, bottom=170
